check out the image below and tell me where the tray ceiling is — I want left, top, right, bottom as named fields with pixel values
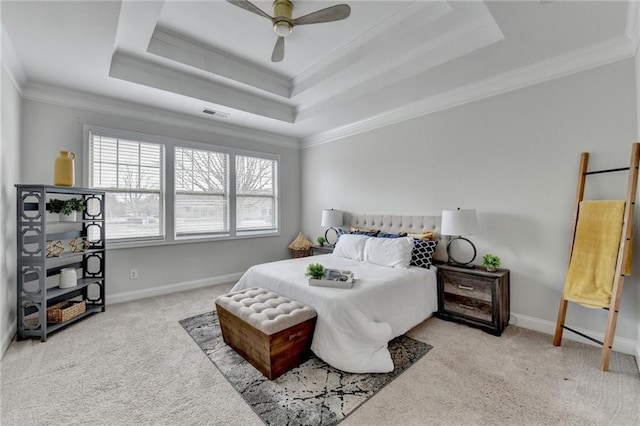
left=1, top=1, right=636, bottom=147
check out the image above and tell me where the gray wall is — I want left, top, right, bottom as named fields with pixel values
left=302, top=59, right=639, bottom=349
left=1, top=66, right=22, bottom=354
left=19, top=100, right=301, bottom=301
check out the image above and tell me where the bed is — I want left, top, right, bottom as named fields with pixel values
left=231, top=214, right=441, bottom=374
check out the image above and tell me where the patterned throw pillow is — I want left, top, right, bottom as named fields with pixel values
left=410, top=239, right=438, bottom=268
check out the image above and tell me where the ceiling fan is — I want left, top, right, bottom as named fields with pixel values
left=226, top=0, right=351, bottom=63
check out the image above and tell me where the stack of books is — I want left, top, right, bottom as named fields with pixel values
left=309, top=269, right=355, bottom=289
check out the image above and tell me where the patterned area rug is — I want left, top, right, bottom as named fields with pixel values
left=180, top=311, right=432, bottom=426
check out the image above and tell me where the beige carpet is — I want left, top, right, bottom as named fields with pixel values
left=1, top=284, right=639, bottom=425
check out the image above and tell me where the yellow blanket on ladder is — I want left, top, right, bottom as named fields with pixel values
left=564, top=200, right=628, bottom=308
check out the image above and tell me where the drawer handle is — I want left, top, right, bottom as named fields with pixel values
left=458, top=285, right=474, bottom=291
left=458, top=303, right=475, bottom=310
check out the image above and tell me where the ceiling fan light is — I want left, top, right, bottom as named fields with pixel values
left=273, top=21, right=292, bottom=36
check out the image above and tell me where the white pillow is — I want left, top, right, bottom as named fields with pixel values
left=363, top=236, right=413, bottom=268
left=332, top=234, right=370, bottom=261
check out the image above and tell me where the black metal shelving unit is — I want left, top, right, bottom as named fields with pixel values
left=16, top=184, right=106, bottom=342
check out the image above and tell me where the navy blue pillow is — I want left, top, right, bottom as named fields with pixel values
left=377, top=232, right=408, bottom=239
left=411, top=240, right=438, bottom=268
left=336, top=228, right=378, bottom=239
left=336, top=228, right=350, bottom=239
left=353, top=230, right=378, bottom=237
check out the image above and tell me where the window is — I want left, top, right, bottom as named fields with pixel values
left=175, top=147, right=228, bottom=237
left=86, top=126, right=279, bottom=245
left=89, top=132, right=164, bottom=242
left=236, top=155, right=277, bottom=232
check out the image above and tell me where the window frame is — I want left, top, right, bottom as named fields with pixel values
left=83, top=125, right=281, bottom=249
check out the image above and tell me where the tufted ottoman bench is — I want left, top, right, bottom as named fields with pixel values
left=215, top=287, right=317, bottom=380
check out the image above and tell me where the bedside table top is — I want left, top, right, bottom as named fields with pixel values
left=311, top=245, right=334, bottom=254
left=435, top=262, right=509, bottom=278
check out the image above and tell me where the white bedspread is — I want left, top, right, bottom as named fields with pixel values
left=231, top=254, right=438, bottom=373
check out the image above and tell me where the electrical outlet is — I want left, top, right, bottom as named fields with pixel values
left=130, top=269, right=138, bottom=280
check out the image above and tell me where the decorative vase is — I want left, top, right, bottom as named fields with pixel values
left=486, top=266, right=497, bottom=272
left=59, top=212, right=77, bottom=222
left=54, top=150, right=76, bottom=187
left=59, top=268, right=77, bottom=289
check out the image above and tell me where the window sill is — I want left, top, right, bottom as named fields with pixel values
left=106, top=231, right=280, bottom=250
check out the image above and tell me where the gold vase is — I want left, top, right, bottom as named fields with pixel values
left=54, top=150, right=76, bottom=187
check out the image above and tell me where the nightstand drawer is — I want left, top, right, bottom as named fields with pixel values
left=436, top=264, right=510, bottom=336
left=443, top=293, right=492, bottom=322
left=442, top=271, right=492, bottom=302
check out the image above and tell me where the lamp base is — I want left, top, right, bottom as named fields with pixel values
left=446, top=236, right=477, bottom=268
left=325, top=227, right=339, bottom=246
left=447, top=261, right=476, bottom=269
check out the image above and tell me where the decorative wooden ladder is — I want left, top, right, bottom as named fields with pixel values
left=553, top=142, right=639, bottom=371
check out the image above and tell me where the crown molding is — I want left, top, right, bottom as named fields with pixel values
left=110, top=51, right=296, bottom=123
left=21, top=83, right=301, bottom=150
left=301, top=34, right=635, bottom=148
left=147, top=27, right=292, bottom=98
left=296, top=11, right=503, bottom=122
left=292, top=1, right=452, bottom=98
left=1, top=25, right=27, bottom=93
left=626, top=0, right=640, bottom=55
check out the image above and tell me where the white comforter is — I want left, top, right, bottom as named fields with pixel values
left=231, top=254, right=438, bottom=373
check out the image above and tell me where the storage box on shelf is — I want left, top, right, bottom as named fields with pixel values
left=16, top=184, right=106, bottom=342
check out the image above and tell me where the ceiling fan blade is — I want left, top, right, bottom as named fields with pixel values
left=291, top=4, right=351, bottom=26
left=271, top=36, right=285, bottom=62
left=226, top=0, right=273, bottom=21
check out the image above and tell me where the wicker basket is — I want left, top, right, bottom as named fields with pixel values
left=287, top=232, right=313, bottom=258
left=289, top=247, right=312, bottom=258
left=47, top=300, right=86, bottom=323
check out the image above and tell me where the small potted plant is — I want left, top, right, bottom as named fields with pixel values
left=305, top=263, right=325, bottom=280
left=316, top=236, right=326, bottom=247
left=47, top=198, right=86, bottom=222
left=482, top=254, right=501, bottom=272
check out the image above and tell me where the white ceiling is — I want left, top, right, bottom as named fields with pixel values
left=1, top=1, right=638, bottom=148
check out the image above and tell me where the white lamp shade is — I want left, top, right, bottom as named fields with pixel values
left=441, top=209, right=477, bottom=236
left=321, top=209, right=343, bottom=227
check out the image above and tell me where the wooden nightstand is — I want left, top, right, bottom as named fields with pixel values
left=435, top=264, right=510, bottom=336
left=311, top=245, right=334, bottom=255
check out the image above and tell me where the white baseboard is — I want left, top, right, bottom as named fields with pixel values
left=512, top=312, right=639, bottom=356
left=1, top=319, right=17, bottom=360
left=107, top=272, right=243, bottom=305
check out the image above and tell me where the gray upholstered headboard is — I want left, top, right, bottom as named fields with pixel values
left=344, top=213, right=445, bottom=260
left=346, top=213, right=440, bottom=235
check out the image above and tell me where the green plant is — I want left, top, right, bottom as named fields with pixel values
left=305, top=263, right=325, bottom=279
left=47, top=198, right=87, bottom=215
left=316, top=236, right=326, bottom=246
left=482, top=254, right=501, bottom=270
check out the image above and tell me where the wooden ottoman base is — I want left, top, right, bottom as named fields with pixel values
left=216, top=303, right=316, bottom=380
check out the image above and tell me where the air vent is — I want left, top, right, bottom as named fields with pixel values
left=201, top=108, right=230, bottom=118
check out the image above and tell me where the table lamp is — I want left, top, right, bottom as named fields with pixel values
left=440, top=208, right=478, bottom=268
left=321, top=209, right=343, bottom=246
